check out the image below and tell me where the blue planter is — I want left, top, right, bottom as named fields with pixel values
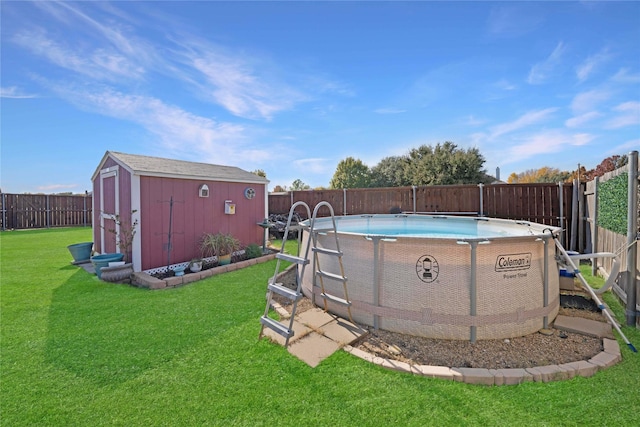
left=67, top=242, right=93, bottom=263
left=91, top=253, right=125, bottom=279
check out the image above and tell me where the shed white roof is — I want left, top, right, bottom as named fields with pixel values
left=93, top=151, right=268, bottom=184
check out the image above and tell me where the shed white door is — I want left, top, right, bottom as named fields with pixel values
left=99, top=167, right=120, bottom=254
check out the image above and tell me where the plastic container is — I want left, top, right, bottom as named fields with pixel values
left=91, top=253, right=125, bottom=279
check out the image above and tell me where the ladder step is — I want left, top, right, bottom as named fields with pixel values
left=260, top=316, right=294, bottom=338
left=267, top=282, right=301, bottom=301
left=316, top=270, right=347, bottom=282
left=312, top=247, right=343, bottom=257
left=320, top=293, right=352, bottom=307
left=276, top=253, right=310, bottom=265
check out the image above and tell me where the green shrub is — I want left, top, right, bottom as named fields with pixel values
left=598, top=172, right=628, bottom=234
left=244, top=243, right=263, bottom=259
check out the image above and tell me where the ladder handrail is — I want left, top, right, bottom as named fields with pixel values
left=269, top=201, right=311, bottom=288
left=260, top=200, right=354, bottom=346
left=310, top=201, right=353, bottom=322
left=260, top=201, right=312, bottom=346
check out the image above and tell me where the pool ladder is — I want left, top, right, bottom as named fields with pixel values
left=259, top=201, right=352, bottom=346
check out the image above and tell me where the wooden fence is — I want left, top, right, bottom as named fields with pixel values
left=1, top=193, right=92, bottom=230
left=270, top=182, right=573, bottom=229
left=2, top=183, right=574, bottom=243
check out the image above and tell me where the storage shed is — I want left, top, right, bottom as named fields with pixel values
left=91, top=151, right=269, bottom=273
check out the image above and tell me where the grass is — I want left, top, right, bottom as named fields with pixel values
left=1, top=228, right=639, bottom=426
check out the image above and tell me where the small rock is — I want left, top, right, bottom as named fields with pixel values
left=388, top=344, right=402, bottom=355
left=539, top=328, right=554, bottom=336
left=504, top=339, right=510, bottom=344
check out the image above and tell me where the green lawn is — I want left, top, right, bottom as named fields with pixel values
left=1, top=228, right=638, bottom=426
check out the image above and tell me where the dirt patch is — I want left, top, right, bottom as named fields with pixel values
left=272, top=268, right=605, bottom=369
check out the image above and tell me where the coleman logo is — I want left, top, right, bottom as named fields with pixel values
left=495, top=253, right=532, bottom=271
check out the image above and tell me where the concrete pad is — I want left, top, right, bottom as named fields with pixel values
left=297, top=308, right=337, bottom=329
left=321, top=318, right=367, bottom=345
left=553, top=315, right=615, bottom=339
left=77, top=261, right=95, bottom=274
left=287, top=332, right=341, bottom=368
left=559, top=276, right=580, bottom=291
left=262, top=319, right=311, bottom=346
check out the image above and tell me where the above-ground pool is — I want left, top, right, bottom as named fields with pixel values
left=300, top=214, right=561, bottom=341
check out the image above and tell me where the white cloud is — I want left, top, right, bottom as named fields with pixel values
left=176, top=42, right=307, bottom=121
left=486, top=5, right=544, bottom=37
left=47, top=1, right=153, bottom=63
left=494, top=79, right=517, bottom=91
left=609, top=138, right=640, bottom=155
left=570, top=89, right=611, bottom=113
left=489, top=108, right=558, bottom=139
left=576, top=47, right=612, bottom=83
left=37, top=183, right=79, bottom=192
left=13, top=29, right=145, bottom=82
left=565, top=111, right=602, bottom=128
left=571, top=133, right=595, bottom=146
left=0, top=86, right=38, bottom=99
left=292, top=158, right=331, bottom=174
left=501, top=130, right=595, bottom=164
left=48, top=83, right=275, bottom=165
left=527, top=41, right=566, bottom=84
left=611, top=68, right=640, bottom=84
left=606, top=101, right=640, bottom=129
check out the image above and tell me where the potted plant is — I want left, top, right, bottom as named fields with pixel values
left=189, top=258, right=203, bottom=273
left=199, top=232, right=240, bottom=266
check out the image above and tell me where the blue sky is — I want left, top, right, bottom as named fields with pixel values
left=2, top=1, right=639, bottom=193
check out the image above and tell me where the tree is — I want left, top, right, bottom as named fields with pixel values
left=330, top=157, right=372, bottom=189
left=290, top=179, right=310, bottom=191
left=508, top=167, right=571, bottom=183
left=271, top=185, right=287, bottom=192
left=252, top=169, right=267, bottom=178
left=370, top=156, right=409, bottom=187
left=566, top=165, right=591, bottom=183
left=590, top=155, right=627, bottom=179
left=402, top=142, right=490, bottom=185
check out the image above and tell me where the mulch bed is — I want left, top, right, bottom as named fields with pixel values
left=273, top=268, right=606, bottom=369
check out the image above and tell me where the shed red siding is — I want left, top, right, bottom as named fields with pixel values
left=139, top=176, right=265, bottom=271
